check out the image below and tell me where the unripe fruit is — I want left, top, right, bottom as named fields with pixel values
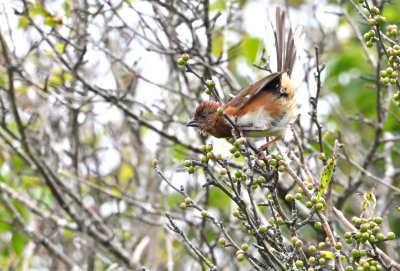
left=258, top=160, right=266, bottom=168
left=185, top=197, right=192, bottom=204
left=181, top=53, right=189, bottom=61
left=368, top=19, right=376, bottom=26
left=234, top=151, right=241, bottom=158
left=278, top=165, right=285, bottom=172
left=215, top=154, right=222, bottom=160
left=376, top=232, right=384, bottom=241
left=366, top=41, right=374, bottom=48
left=205, top=88, right=211, bottom=95
left=319, top=258, right=325, bottom=265
left=360, top=223, right=370, bottom=232
left=285, top=194, right=294, bottom=202
left=206, top=152, right=214, bottom=159
left=200, top=156, right=208, bottom=163
left=335, top=242, right=343, bottom=250
left=311, top=196, right=318, bottom=204
left=179, top=202, right=187, bottom=210
left=308, top=245, right=316, bottom=254
left=206, top=79, right=216, bottom=88
left=387, top=232, right=396, bottom=240
left=295, top=240, right=303, bottom=247
left=200, top=145, right=207, bottom=152
left=359, top=250, right=367, bottom=257
left=177, top=58, right=185, bottom=65
left=291, top=236, right=298, bottom=244
left=314, top=222, right=322, bottom=229
left=259, top=225, right=267, bottom=233
left=316, top=203, right=324, bottom=211
left=351, top=249, right=359, bottom=257
left=309, top=256, right=316, bottom=264
left=318, top=242, right=326, bottom=250
left=241, top=243, right=248, bottom=251
left=232, top=209, right=239, bottom=217
left=269, top=159, right=277, bottom=166
left=344, top=232, right=352, bottom=239
left=184, top=160, right=192, bottom=167
left=201, top=210, right=208, bottom=217
left=188, top=166, right=195, bottom=174
left=219, top=168, right=227, bottom=175
left=295, top=260, right=303, bottom=268
left=318, top=152, right=326, bottom=160
left=295, top=193, right=302, bottom=200
left=152, top=159, right=158, bottom=165
left=218, top=237, right=226, bottom=245
left=346, top=266, right=354, bottom=271
left=236, top=253, right=244, bottom=261
left=306, top=201, right=313, bottom=208
left=370, top=6, right=379, bottom=15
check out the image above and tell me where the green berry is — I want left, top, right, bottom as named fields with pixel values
left=318, top=152, right=326, bottom=160
left=387, top=232, right=396, bottom=240
left=219, top=168, right=227, bottom=175
left=232, top=209, right=239, bottom=217
left=258, top=160, right=266, bottom=168
left=311, top=196, right=318, bottom=204
left=314, top=222, right=322, bottom=229
left=369, top=234, right=376, bottom=242
left=278, top=165, right=285, bottom=172
left=201, top=210, right=208, bottom=217
left=152, top=159, right=158, bottom=165
left=382, top=77, right=389, bottom=84
left=206, top=79, right=216, bottom=88
left=393, top=92, right=400, bottom=101
left=366, top=41, right=374, bottom=48
left=295, top=193, right=302, bottom=200
left=200, top=145, right=207, bottom=152
left=236, top=253, right=244, bottom=261
left=389, top=78, right=396, bottom=85
left=295, top=240, right=303, bottom=247
left=370, top=6, right=379, bottom=15
left=368, top=19, right=377, bottom=26
left=316, top=203, right=324, bottom=211
left=376, top=232, right=385, bottom=241
left=335, top=242, right=342, bottom=250
left=344, top=231, right=352, bottom=239
left=218, top=237, right=226, bottom=245
left=205, top=88, right=211, bottom=95
left=179, top=202, right=187, bottom=210
left=295, top=260, right=304, bottom=268
left=346, top=266, right=354, bottom=271
left=285, top=194, right=294, bottom=202
left=267, top=194, right=273, bottom=200
left=309, top=256, right=316, bottom=264
left=351, top=249, right=359, bottom=257
left=200, top=156, right=208, bottom=163
left=291, top=236, right=298, bottom=244
left=359, top=249, right=367, bottom=257
left=241, top=243, right=248, bottom=251
left=206, top=152, right=214, bottom=159
left=188, top=166, right=195, bottom=174
left=206, top=144, right=213, bottom=152
left=259, top=225, right=267, bottom=233
left=184, top=160, right=192, bottom=167
left=234, top=151, right=241, bottom=158
left=177, top=58, right=185, bottom=65
left=181, top=53, right=189, bottom=61
left=360, top=223, right=370, bottom=232
left=319, top=258, right=326, bottom=265
left=269, top=159, right=277, bottom=166
left=346, top=238, right=353, bottom=244
left=308, top=245, right=316, bottom=254
left=184, top=197, right=192, bottom=204
left=306, top=201, right=313, bottom=208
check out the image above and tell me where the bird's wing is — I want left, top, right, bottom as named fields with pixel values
left=226, top=71, right=284, bottom=109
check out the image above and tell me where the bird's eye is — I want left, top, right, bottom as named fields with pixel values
left=201, top=112, right=209, bottom=119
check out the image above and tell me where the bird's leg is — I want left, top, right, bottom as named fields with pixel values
left=256, top=137, right=281, bottom=159
left=259, top=137, right=281, bottom=151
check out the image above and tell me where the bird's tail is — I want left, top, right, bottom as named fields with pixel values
left=273, top=7, right=296, bottom=77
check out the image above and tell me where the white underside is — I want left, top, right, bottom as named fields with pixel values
left=228, top=107, right=298, bottom=141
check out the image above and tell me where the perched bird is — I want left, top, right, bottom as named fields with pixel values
left=187, top=7, right=298, bottom=150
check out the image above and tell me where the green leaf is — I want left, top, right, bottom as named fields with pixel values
left=241, top=35, right=260, bottom=64
left=317, top=156, right=335, bottom=200
left=17, top=16, right=30, bottom=28
left=12, top=231, right=27, bottom=255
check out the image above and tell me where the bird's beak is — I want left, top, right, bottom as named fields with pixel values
left=186, top=118, right=199, bottom=127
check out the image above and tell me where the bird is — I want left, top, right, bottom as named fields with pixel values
left=187, top=7, right=298, bottom=151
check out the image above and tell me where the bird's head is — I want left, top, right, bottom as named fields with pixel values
left=186, top=100, right=232, bottom=138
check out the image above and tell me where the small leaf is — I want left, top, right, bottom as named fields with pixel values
left=55, top=43, right=65, bottom=53
left=18, top=16, right=30, bottom=28
left=317, top=156, right=335, bottom=200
